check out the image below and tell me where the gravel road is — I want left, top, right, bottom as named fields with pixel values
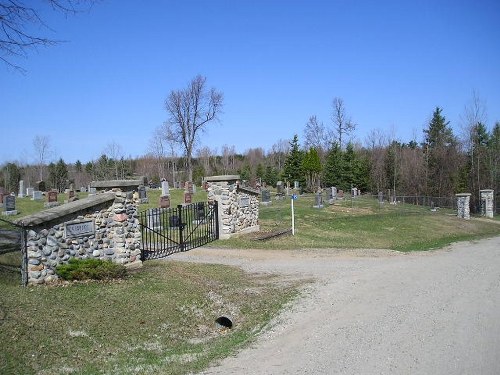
left=170, top=237, right=500, bottom=375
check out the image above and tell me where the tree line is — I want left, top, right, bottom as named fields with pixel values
left=1, top=76, right=498, bottom=214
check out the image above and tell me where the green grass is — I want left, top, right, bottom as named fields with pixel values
left=138, top=188, right=208, bottom=213
left=0, top=261, right=304, bottom=375
left=0, top=192, right=89, bottom=228
left=209, top=194, right=500, bottom=252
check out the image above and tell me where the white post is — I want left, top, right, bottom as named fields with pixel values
left=291, top=196, right=295, bottom=235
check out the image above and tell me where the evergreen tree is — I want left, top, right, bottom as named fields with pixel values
left=488, top=123, right=500, bottom=195
left=283, top=135, right=305, bottom=187
left=302, top=147, right=322, bottom=192
left=75, top=160, right=83, bottom=173
left=255, top=163, right=265, bottom=182
left=263, top=165, right=278, bottom=187
left=49, top=158, right=68, bottom=192
left=323, top=142, right=344, bottom=189
left=1, top=163, right=21, bottom=194
left=422, top=107, right=459, bottom=197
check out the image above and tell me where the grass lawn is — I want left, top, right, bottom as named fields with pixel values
left=211, top=194, right=500, bottom=251
left=0, top=261, right=304, bottom=375
left=1, top=188, right=498, bottom=374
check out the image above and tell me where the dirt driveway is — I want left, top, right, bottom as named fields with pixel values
left=170, top=237, right=500, bottom=375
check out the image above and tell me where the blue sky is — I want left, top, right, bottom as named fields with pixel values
left=1, top=0, right=499, bottom=164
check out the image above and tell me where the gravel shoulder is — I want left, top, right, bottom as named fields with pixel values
left=170, top=237, right=500, bottom=375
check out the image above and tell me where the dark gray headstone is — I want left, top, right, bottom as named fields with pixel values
left=276, top=181, right=284, bottom=194
left=37, top=180, right=46, bottom=192
left=4, top=195, right=15, bottom=211
left=313, top=192, right=324, bottom=208
left=138, top=185, right=147, bottom=199
left=262, top=189, right=271, bottom=202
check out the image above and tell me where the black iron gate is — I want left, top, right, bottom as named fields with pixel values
left=139, top=201, right=219, bottom=260
left=0, top=217, right=28, bottom=286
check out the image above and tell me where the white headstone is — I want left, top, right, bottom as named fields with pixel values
left=161, top=180, right=170, bottom=196
left=18, top=180, right=25, bottom=197
left=26, top=187, right=34, bottom=197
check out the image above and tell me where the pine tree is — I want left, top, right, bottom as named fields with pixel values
left=422, top=107, right=459, bottom=197
left=323, top=142, right=344, bottom=189
left=302, top=147, right=322, bottom=192
left=283, top=135, right=305, bottom=187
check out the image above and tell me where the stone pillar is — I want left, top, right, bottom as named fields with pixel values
left=205, top=175, right=259, bottom=239
left=480, top=189, right=494, bottom=218
left=456, top=193, right=471, bottom=220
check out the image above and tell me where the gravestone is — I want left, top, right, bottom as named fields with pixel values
left=261, top=189, right=272, bottom=206
left=276, top=181, right=284, bottom=198
left=159, top=195, right=170, bottom=209
left=351, top=187, right=358, bottom=197
left=328, top=186, right=337, bottom=204
left=26, top=187, right=34, bottom=197
left=161, top=180, right=170, bottom=196
left=378, top=191, right=384, bottom=204
left=32, top=190, right=43, bottom=201
left=313, top=191, right=324, bottom=208
left=45, top=190, right=59, bottom=208
left=80, top=186, right=87, bottom=193
left=68, top=190, right=75, bottom=199
left=294, top=181, right=299, bottom=189
left=338, top=190, right=344, bottom=199
left=3, top=195, right=17, bottom=215
left=88, top=187, right=97, bottom=195
left=146, top=209, right=162, bottom=230
left=138, top=184, right=148, bottom=203
left=169, top=215, right=180, bottom=228
left=47, top=190, right=58, bottom=203
left=195, top=202, right=205, bottom=221
left=18, top=180, right=25, bottom=197
left=185, top=181, right=194, bottom=194
left=184, top=192, right=192, bottom=204
left=36, top=181, right=46, bottom=192
left=160, top=180, right=170, bottom=208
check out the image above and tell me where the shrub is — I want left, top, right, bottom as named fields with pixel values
left=56, top=258, right=127, bottom=281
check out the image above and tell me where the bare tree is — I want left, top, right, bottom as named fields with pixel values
left=460, top=91, right=488, bottom=207
left=33, top=134, right=51, bottom=181
left=303, top=115, right=333, bottom=158
left=221, top=144, right=235, bottom=174
left=269, top=139, right=290, bottom=172
left=104, top=141, right=123, bottom=179
left=331, top=97, right=356, bottom=149
left=164, top=75, right=223, bottom=181
left=148, top=126, right=168, bottom=180
left=1, top=0, right=94, bottom=72
left=196, top=146, right=216, bottom=176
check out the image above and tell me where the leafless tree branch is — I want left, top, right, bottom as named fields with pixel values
left=0, top=0, right=94, bottom=72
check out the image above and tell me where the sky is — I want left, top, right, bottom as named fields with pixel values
left=1, top=0, right=499, bottom=165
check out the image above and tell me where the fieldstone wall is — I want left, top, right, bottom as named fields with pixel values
left=205, top=175, right=259, bottom=239
left=16, top=191, right=142, bottom=285
left=456, top=193, right=471, bottom=220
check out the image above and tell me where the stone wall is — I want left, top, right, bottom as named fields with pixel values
left=16, top=191, right=142, bottom=285
left=205, top=175, right=259, bottom=239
